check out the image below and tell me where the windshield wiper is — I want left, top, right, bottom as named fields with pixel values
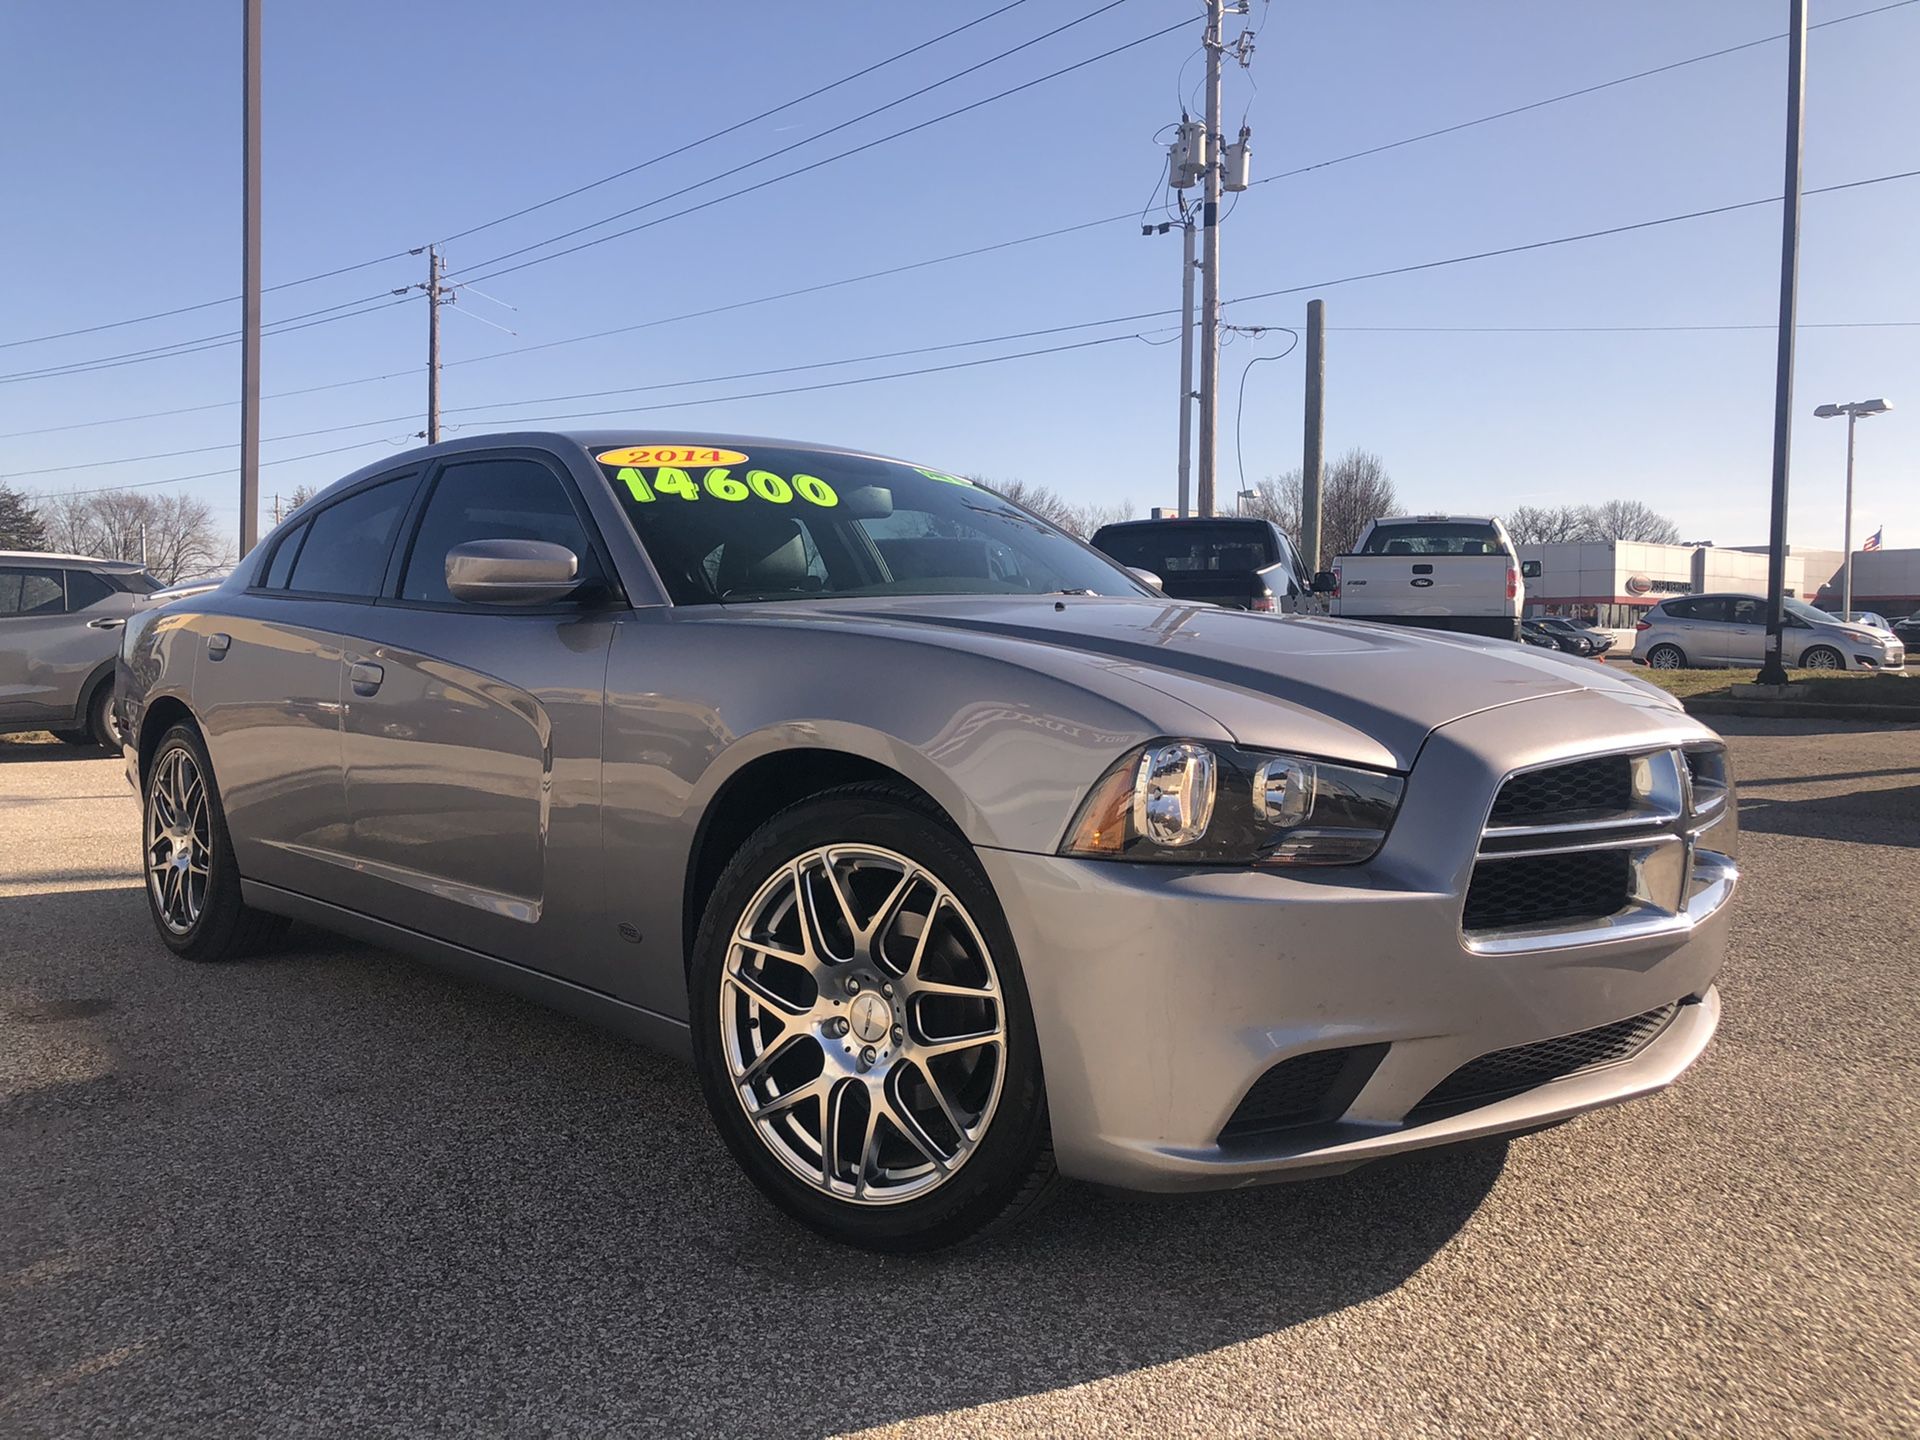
left=1043, top=588, right=1100, bottom=597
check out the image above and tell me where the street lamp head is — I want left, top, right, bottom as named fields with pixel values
left=1814, top=404, right=1842, bottom=418
left=1815, top=398, right=1893, bottom=419
left=1857, top=398, right=1892, bottom=416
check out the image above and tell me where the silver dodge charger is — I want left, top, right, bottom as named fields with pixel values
left=119, top=432, right=1737, bottom=1251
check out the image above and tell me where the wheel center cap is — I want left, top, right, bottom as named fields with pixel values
left=849, top=991, right=891, bottom=1044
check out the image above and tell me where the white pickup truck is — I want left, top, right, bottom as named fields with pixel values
left=1318, top=515, right=1536, bottom=641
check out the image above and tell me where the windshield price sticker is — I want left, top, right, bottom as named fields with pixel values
left=616, top=465, right=839, bottom=509
left=916, top=468, right=972, bottom=487
left=597, top=444, right=749, bottom=468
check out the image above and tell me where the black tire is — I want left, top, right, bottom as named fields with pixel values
left=1798, top=645, right=1844, bottom=672
left=85, top=680, right=121, bottom=750
left=1645, top=643, right=1687, bottom=670
left=689, top=783, right=1058, bottom=1252
left=143, top=721, right=286, bottom=963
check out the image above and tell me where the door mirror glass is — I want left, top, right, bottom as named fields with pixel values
left=445, top=539, right=582, bottom=605
left=1310, top=570, right=1339, bottom=594
left=1520, top=559, right=1543, bottom=579
left=1127, top=566, right=1164, bottom=591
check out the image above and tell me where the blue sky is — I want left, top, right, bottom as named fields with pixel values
left=3, top=0, right=1915, bottom=553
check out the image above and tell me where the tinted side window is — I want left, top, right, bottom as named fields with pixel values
left=1728, top=597, right=1765, bottom=627
left=262, top=520, right=310, bottom=589
left=286, top=478, right=413, bottom=597
left=0, top=567, right=65, bottom=616
left=64, top=569, right=116, bottom=611
left=1659, top=600, right=1697, bottom=620
left=399, top=457, right=595, bottom=604
left=1686, top=599, right=1730, bottom=623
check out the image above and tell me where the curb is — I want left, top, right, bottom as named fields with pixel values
left=1683, top=698, right=1920, bottom=723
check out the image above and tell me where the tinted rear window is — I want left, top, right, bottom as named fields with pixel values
left=1092, top=522, right=1278, bottom=576
left=1359, top=522, right=1504, bottom=556
left=63, top=568, right=116, bottom=611
left=287, top=478, right=414, bottom=597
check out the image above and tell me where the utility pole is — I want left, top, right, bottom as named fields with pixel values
left=1196, top=0, right=1225, bottom=517
left=426, top=245, right=448, bottom=444
left=1758, top=0, right=1807, bottom=687
left=1842, top=407, right=1856, bottom=615
left=239, top=0, right=263, bottom=556
left=1178, top=215, right=1197, bottom=517
left=1300, top=299, right=1326, bottom=574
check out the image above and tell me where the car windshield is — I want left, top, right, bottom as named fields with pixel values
left=1092, top=522, right=1278, bottom=577
left=596, top=444, right=1149, bottom=605
left=1358, top=521, right=1505, bottom=556
left=1783, top=597, right=1841, bottom=626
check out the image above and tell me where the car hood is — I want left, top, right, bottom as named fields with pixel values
left=720, top=596, right=1681, bottom=770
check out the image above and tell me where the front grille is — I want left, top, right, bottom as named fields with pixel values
left=1463, top=848, right=1632, bottom=930
left=1412, top=1003, right=1680, bottom=1116
left=1217, top=1044, right=1387, bottom=1143
left=1488, top=754, right=1632, bottom=823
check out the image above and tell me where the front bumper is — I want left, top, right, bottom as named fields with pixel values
left=980, top=690, right=1733, bottom=1193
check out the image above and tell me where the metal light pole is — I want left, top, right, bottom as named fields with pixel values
left=239, top=0, right=263, bottom=557
left=1758, top=0, right=1808, bottom=687
left=1813, top=398, right=1893, bottom=616
left=1178, top=216, right=1196, bottom=517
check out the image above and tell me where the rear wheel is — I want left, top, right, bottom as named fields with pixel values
left=86, top=681, right=121, bottom=750
left=690, top=785, right=1057, bottom=1252
left=144, top=723, right=285, bottom=962
left=1799, top=645, right=1844, bottom=671
left=1645, top=643, right=1687, bottom=669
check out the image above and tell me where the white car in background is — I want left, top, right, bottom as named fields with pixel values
left=1635, top=593, right=1906, bottom=672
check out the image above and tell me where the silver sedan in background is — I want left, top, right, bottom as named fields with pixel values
left=118, top=432, right=1736, bottom=1250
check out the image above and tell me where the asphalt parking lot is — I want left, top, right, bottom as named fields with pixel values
left=2, top=719, right=1916, bottom=1438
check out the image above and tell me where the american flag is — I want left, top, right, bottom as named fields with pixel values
left=1862, top=528, right=1883, bottom=552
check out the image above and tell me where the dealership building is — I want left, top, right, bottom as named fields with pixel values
left=1515, top=541, right=1809, bottom=628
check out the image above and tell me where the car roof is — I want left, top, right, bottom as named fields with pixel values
left=0, top=550, right=147, bottom=571
left=317, top=429, right=946, bottom=494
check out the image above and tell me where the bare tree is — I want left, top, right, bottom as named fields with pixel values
left=1505, top=504, right=1592, bottom=545
left=1582, top=497, right=1681, bottom=545
left=0, top=482, right=51, bottom=550
left=33, top=490, right=233, bottom=583
left=1245, top=448, right=1398, bottom=560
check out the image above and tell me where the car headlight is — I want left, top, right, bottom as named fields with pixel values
left=1060, top=740, right=1404, bottom=866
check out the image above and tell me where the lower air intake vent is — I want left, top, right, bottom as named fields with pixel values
left=1218, top=1044, right=1388, bottom=1144
left=1412, top=1003, right=1680, bottom=1117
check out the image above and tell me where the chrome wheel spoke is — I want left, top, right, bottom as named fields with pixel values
left=917, top=1030, right=1001, bottom=1062
left=720, top=841, right=1007, bottom=1207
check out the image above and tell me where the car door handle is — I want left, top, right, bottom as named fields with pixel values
left=87, top=616, right=126, bottom=630
left=349, top=661, right=385, bottom=696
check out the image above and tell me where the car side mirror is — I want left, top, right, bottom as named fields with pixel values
left=1520, top=560, right=1543, bottom=579
left=1127, top=566, right=1164, bottom=591
left=445, top=539, right=583, bottom=605
left=1310, top=570, right=1338, bottom=593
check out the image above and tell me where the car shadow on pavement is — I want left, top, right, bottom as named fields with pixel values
left=1, top=884, right=1503, bottom=1437
left=0, top=741, right=108, bottom=765
left=1733, top=781, right=1920, bottom=848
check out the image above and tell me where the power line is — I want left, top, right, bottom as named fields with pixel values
left=0, top=0, right=1046, bottom=355
left=13, top=0, right=1912, bottom=364
left=448, top=0, right=1144, bottom=278
left=21, top=166, right=1920, bottom=472
left=0, top=250, right=417, bottom=354
left=1327, top=320, right=1920, bottom=333
left=0, top=294, right=418, bottom=387
left=453, top=16, right=1197, bottom=288
left=1225, top=168, right=1920, bottom=309
left=1252, top=0, right=1920, bottom=189
left=433, top=0, right=1042, bottom=248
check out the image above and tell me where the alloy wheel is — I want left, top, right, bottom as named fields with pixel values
left=1648, top=646, right=1684, bottom=670
left=146, top=746, right=211, bottom=934
left=719, top=844, right=1007, bottom=1206
left=1802, top=647, right=1842, bottom=671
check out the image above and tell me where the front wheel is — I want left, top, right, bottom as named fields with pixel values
left=690, top=785, right=1057, bottom=1252
left=1799, top=645, right=1844, bottom=671
left=1645, top=643, right=1687, bottom=670
left=144, top=723, right=285, bottom=962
